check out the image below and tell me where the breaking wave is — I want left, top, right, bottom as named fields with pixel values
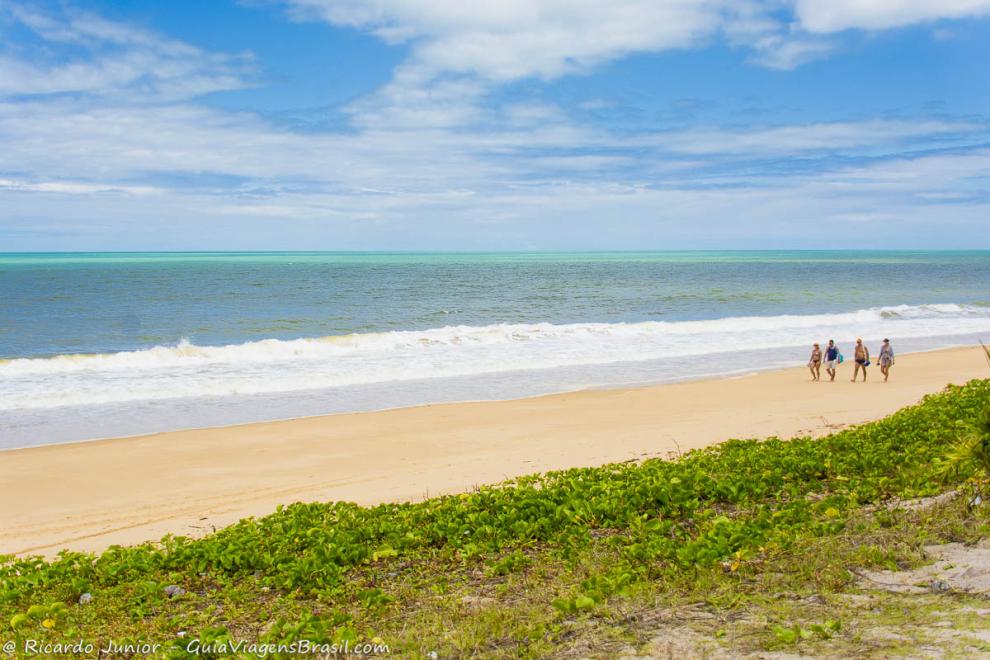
left=2, top=303, right=989, bottom=411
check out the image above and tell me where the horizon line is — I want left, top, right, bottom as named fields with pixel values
left=5, top=248, right=990, bottom=255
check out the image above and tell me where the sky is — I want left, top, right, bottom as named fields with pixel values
left=0, top=0, right=988, bottom=250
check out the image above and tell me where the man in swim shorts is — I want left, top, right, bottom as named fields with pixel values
left=823, top=339, right=839, bottom=381
left=852, top=337, right=870, bottom=382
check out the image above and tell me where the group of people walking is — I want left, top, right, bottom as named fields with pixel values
left=808, top=338, right=895, bottom=383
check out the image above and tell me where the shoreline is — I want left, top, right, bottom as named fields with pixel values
left=1, top=345, right=986, bottom=558
left=0, top=359, right=798, bottom=453
left=2, top=339, right=978, bottom=453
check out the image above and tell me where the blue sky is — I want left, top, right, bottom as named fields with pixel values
left=1, top=0, right=988, bottom=250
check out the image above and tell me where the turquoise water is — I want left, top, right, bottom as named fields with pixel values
left=1, top=251, right=989, bottom=447
left=3, top=251, right=988, bottom=359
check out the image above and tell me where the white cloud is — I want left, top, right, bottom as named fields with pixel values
left=0, top=5, right=253, bottom=100
left=282, top=0, right=990, bottom=89
left=1, top=1, right=989, bottom=249
left=794, top=0, right=990, bottom=33
left=0, top=178, right=161, bottom=195
left=5, top=91, right=981, bottom=194
left=5, top=153, right=988, bottom=250
left=300, top=0, right=773, bottom=131
left=747, top=34, right=834, bottom=70
left=649, top=120, right=984, bottom=154
left=276, top=0, right=990, bottom=136
left=286, top=0, right=737, bottom=81
left=830, top=148, right=990, bottom=186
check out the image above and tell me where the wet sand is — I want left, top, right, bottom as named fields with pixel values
left=1, top=345, right=984, bottom=557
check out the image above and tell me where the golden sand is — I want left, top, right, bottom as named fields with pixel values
left=1, top=346, right=984, bottom=557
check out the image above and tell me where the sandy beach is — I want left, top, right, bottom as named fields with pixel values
left=1, top=345, right=985, bottom=558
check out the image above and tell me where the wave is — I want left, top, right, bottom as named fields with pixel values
left=2, top=303, right=989, bottom=411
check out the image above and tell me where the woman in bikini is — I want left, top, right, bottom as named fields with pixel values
left=808, top=343, right=822, bottom=381
left=851, top=337, right=870, bottom=382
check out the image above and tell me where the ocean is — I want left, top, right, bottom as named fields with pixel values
left=2, top=251, right=989, bottom=448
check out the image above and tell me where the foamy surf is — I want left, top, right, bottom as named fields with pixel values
left=2, top=303, right=988, bottom=413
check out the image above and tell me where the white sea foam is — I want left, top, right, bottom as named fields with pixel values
left=2, top=303, right=988, bottom=412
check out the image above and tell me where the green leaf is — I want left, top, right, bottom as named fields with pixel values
left=574, top=595, right=596, bottom=610
left=772, top=625, right=798, bottom=644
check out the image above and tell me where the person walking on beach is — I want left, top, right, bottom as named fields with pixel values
left=808, top=343, right=822, bottom=381
left=852, top=338, right=870, bottom=382
left=823, top=340, right=840, bottom=381
left=878, top=338, right=895, bottom=383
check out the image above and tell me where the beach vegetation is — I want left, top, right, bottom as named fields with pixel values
left=938, top=343, right=990, bottom=485
left=940, top=406, right=990, bottom=482
left=2, top=379, right=990, bottom=656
